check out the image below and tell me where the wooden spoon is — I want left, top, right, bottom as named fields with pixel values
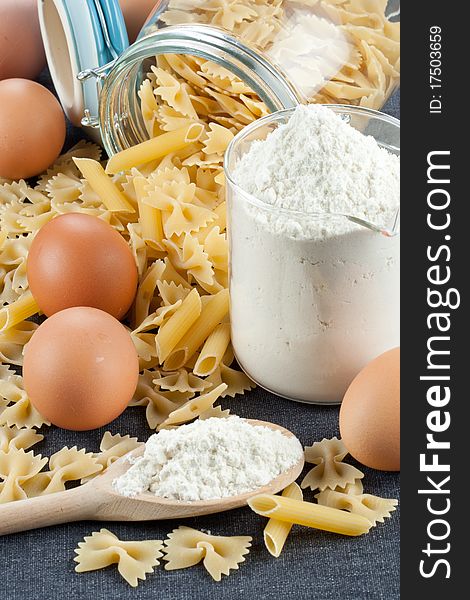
left=0, top=419, right=304, bottom=536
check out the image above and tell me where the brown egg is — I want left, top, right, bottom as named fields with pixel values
left=0, top=0, right=46, bottom=80
left=339, top=347, right=400, bottom=471
left=119, top=0, right=158, bottom=43
left=0, top=79, right=65, bottom=179
left=27, top=213, right=138, bottom=319
left=23, top=307, right=139, bottom=431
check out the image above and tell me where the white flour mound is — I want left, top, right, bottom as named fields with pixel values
left=232, top=104, right=399, bottom=236
left=113, top=417, right=303, bottom=501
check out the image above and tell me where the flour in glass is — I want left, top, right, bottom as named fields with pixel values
left=227, top=105, right=400, bottom=403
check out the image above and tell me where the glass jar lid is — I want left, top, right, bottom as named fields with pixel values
left=38, top=0, right=129, bottom=142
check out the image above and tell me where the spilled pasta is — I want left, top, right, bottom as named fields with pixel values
left=0, top=73, right=257, bottom=497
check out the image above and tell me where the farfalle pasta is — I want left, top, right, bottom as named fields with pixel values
left=0, top=179, right=29, bottom=203
left=22, top=446, right=102, bottom=497
left=153, top=368, right=211, bottom=394
left=205, top=362, right=256, bottom=398
left=0, top=424, right=43, bottom=453
left=81, top=431, right=143, bottom=484
left=157, top=383, right=227, bottom=429
left=0, top=141, right=117, bottom=337
left=315, top=488, right=398, bottom=526
left=157, top=280, right=191, bottom=307
left=163, top=526, right=252, bottom=581
left=0, top=232, right=33, bottom=305
left=163, top=235, right=215, bottom=288
left=0, top=364, right=50, bottom=429
left=0, top=320, right=37, bottom=366
left=335, top=479, right=365, bottom=495
left=46, top=172, right=82, bottom=204
left=301, top=437, right=364, bottom=492
left=129, top=369, right=193, bottom=429
left=130, top=331, right=159, bottom=372
left=152, top=66, right=199, bottom=120
left=74, top=528, right=164, bottom=587
left=152, top=192, right=216, bottom=239
left=202, top=226, right=228, bottom=273
left=202, top=124, right=235, bottom=156
left=0, top=447, right=47, bottom=503
left=199, top=404, right=231, bottom=420
left=37, top=140, right=102, bottom=188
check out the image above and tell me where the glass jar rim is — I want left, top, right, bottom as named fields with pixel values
left=224, top=104, right=401, bottom=236
left=99, top=23, right=303, bottom=156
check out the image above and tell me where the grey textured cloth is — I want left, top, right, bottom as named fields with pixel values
left=0, top=75, right=400, bottom=599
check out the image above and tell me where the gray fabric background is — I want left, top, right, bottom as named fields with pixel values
left=0, top=74, right=400, bottom=599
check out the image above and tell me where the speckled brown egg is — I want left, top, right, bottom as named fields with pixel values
left=23, top=307, right=139, bottom=431
left=339, top=347, right=400, bottom=471
left=27, top=213, right=138, bottom=319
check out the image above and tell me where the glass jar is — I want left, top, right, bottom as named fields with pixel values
left=224, top=106, right=400, bottom=404
left=98, top=23, right=301, bottom=155
left=141, top=0, right=401, bottom=110
left=39, top=0, right=399, bottom=156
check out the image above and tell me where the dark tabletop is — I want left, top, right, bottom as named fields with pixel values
left=1, top=75, right=400, bottom=600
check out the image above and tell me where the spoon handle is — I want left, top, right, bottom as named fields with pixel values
left=0, top=484, right=104, bottom=536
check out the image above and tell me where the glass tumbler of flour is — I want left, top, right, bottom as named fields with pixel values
left=225, top=106, right=400, bottom=404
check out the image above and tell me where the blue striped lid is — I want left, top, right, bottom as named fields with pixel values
left=39, top=0, right=129, bottom=144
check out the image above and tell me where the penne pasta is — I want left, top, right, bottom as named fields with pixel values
left=157, top=383, right=227, bottom=429
left=156, top=289, right=202, bottom=363
left=0, top=291, right=40, bottom=332
left=263, top=483, right=303, bottom=558
left=134, top=176, right=164, bottom=249
left=248, top=494, right=372, bottom=536
left=193, top=323, right=231, bottom=377
left=106, top=124, right=205, bottom=174
left=73, top=158, right=135, bottom=213
left=163, top=288, right=229, bottom=370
